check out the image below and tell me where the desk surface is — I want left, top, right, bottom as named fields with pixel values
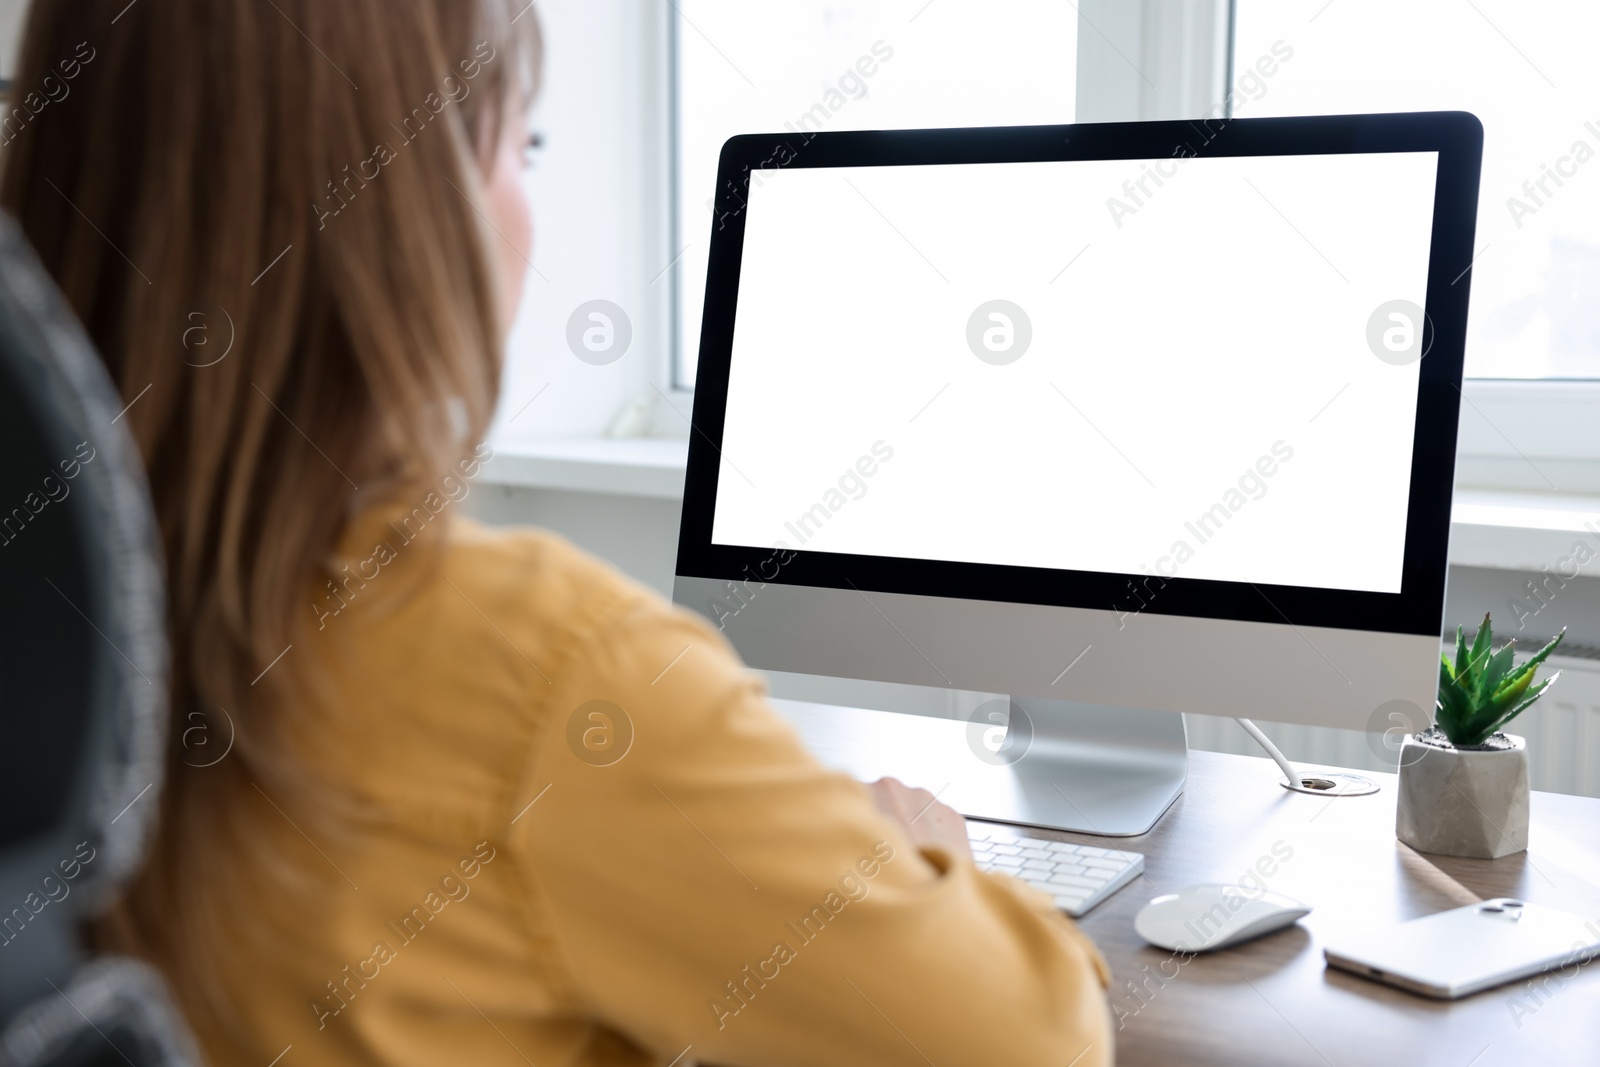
left=776, top=702, right=1600, bottom=1067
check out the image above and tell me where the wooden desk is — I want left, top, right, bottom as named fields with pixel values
left=776, top=702, right=1600, bottom=1067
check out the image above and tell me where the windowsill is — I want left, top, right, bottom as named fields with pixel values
left=479, top=439, right=1600, bottom=572
left=482, top=437, right=689, bottom=500
left=1449, top=488, right=1600, bottom=572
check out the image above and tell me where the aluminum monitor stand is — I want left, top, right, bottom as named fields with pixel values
left=775, top=697, right=1188, bottom=838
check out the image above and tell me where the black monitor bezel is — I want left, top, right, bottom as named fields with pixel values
left=675, top=112, right=1483, bottom=638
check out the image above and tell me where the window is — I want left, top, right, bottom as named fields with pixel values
left=657, top=1, right=1594, bottom=479
left=1235, top=0, right=1600, bottom=381
left=671, top=1, right=1079, bottom=388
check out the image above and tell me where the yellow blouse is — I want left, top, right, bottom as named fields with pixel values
left=189, top=509, right=1112, bottom=1066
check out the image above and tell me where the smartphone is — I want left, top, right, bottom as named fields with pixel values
left=1324, top=898, right=1600, bottom=999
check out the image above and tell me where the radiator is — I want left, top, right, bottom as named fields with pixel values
left=1184, top=646, right=1600, bottom=799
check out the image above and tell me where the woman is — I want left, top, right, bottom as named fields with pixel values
left=2, top=1, right=1111, bottom=1063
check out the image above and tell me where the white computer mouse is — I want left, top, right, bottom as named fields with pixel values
left=1135, top=884, right=1311, bottom=953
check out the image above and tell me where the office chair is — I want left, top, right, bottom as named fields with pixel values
left=0, top=214, right=199, bottom=1065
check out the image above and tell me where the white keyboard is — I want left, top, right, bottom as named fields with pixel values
left=967, top=821, right=1144, bottom=917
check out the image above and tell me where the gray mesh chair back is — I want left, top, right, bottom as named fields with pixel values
left=0, top=214, right=198, bottom=1066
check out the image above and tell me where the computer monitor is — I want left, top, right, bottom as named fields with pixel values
left=674, top=112, right=1483, bottom=835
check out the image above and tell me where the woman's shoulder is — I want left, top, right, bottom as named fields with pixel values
left=433, top=517, right=770, bottom=776
left=313, top=513, right=707, bottom=828
left=327, top=509, right=650, bottom=656
left=425, top=516, right=689, bottom=698
left=446, top=515, right=646, bottom=623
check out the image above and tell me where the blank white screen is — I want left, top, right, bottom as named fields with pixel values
left=710, top=150, right=1439, bottom=594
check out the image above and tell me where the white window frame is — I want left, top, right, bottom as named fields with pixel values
left=661, top=0, right=1230, bottom=403
left=654, top=1, right=1600, bottom=486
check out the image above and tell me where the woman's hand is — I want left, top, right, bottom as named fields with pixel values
left=866, top=777, right=974, bottom=861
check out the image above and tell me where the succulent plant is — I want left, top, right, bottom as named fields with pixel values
left=1436, top=614, right=1564, bottom=748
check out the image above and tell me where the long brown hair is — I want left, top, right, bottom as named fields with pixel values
left=0, top=0, right=540, bottom=1019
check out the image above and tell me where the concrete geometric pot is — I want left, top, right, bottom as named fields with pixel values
left=1395, top=729, right=1529, bottom=859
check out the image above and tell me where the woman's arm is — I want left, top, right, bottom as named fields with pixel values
left=510, top=594, right=1113, bottom=1067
